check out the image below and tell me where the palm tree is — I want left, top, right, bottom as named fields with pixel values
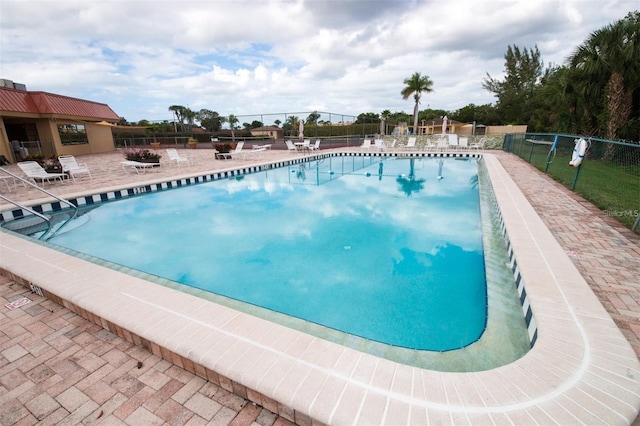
left=568, top=12, right=640, bottom=141
left=401, top=72, right=434, bottom=135
left=228, top=114, right=239, bottom=142
left=168, top=105, right=186, bottom=133
left=183, top=108, right=196, bottom=133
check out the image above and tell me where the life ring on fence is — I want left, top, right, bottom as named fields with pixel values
left=569, top=138, right=587, bottom=167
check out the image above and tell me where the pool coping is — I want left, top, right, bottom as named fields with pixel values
left=1, top=152, right=639, bottom=424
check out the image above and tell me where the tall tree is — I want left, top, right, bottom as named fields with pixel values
left=168, top=105, right=186, bottom=132
left=568, top=11, right=640, bottom=140
left=183, top=108, right=196, bottom=133
left=355, top=112, right=379, bottom=124
left=539, top=66, right=584, bottom=134
left=227, top=114, right=239, bottom=142
left=197, top=109, right=225, bottom=132
left=401, top=72, right=434, bottom=134
left=450, top=103, right=500, bottom=126
left=168, top=105, right=195, bottom=133
left=483, top=45, right=545, bottom=126
left=284, top=115, right=300, bottom=135
left=306, top=111, right=321, bottom=125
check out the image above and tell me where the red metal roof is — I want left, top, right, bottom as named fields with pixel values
left=0, top=87, right=120, bottom=121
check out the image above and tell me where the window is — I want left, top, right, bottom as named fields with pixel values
left=58, top=124, right=88, bottom=145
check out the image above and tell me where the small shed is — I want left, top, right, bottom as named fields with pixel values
left=250, top=126, right=283, bottom=140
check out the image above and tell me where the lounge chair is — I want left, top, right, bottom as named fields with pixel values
left=469, top=137, right=486, bottom=151
left=121, top=161, right=159, bottom=174
left=436, top=136, right=449, bottom=151
left=228, top=142, right=266, bottom=160
left=309, top=140, right=321, bottom=151
left=17, top=161, right=67, bottom=186
left=285, top=140, right=298, bottom=152
left=403, top=137, right=416, bottom=150
left=219, top=142, right=245, bottom=159
left=252, top=143, right=272, bottom=150
left=58, top=155, right=92, bottom=181
left=448, top=134, right=459, bottom=151
left=243, top=147, right=267, bottom=160
left=374, top=139, right=385, bottom=152
left=423, top=137, right=436, bottom=151
left=458, top=137, right=469, bottom=150
left=166, top=148, right=191, bottom=166
left=360, top=139, right=372, bottom=150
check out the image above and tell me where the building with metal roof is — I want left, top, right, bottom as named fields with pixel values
left=0, top=80, right=120, bottom=163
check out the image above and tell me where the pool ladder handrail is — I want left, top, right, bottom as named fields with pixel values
left=0, top=167, right=78, bottom=241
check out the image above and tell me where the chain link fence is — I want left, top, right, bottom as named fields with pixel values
left=503, top=133, right=640, bottom=233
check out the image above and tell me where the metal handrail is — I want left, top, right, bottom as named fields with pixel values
left=0, top=167, right=78, bottom=240
left=0, top=193, right=52, bottom=226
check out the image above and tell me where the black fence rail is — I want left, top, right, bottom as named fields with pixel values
left=504, top=133, right=640, bottom=233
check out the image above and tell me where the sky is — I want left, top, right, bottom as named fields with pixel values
left=0, top=0, right=636, bottom=125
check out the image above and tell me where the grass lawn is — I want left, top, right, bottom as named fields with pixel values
left=516, top=147, right=639, bottom=230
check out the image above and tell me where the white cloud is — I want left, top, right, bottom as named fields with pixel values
left=0, top=0, right=635, bottom=121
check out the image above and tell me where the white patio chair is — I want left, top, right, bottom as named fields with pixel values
left=458, top=137, right=469, bottom=150
left=166, top=148, right=191, bottom=166
left=374, top=139, right=385, bottom=152
left=309, top=140, right=321, bottom=151
left=121, top=161, right=159, bottom=174
left=447, top=134, right=459, bottom=151
left=58, top=155, right=92, bottom=181
left=228, top=142, right=266, bottom=160
left=470, top=137, right=486, bottom=151
left=436, top=136, right=449, bottom=151
left=285, top=140, right=298, bottom=152
left=360, top=139, right=372, bottom=150
left=423, top=137, right=437, bottom=151
left=18, top=161, right=67, bottom=186
left=403, top=137, right=416, bottom=150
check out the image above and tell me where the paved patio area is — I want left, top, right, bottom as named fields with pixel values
left=1, top=147, right=639, bottom=424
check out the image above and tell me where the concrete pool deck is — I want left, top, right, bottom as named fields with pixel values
left=1, top=147, right=639, bottom=425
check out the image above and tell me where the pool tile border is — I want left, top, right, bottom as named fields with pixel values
left=2, top=152, right=639, bottom=425
left=483, top=163, right=539, bottom=347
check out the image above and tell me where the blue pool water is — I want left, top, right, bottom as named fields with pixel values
left=49, top=157, right=486, bottom=351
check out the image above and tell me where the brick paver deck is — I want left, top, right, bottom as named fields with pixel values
left=1, top=147, right=639, bottom=424
left=0, top=274, right=295, bottom=425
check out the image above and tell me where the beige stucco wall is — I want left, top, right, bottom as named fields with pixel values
left=486, top=125, right=527, bottom=135
left=0, top=118, right=10, bottom=161
left=35, top=119, right=58, bottom=158
left=50, top=122, right=115, bottom=156
left=451, top=124, right=528, bottom=136
left=250, top=129, right=283, bottom=140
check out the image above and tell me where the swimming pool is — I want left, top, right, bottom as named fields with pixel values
left=2, top=151, right=638, bottom=424
left=47, top=157, right=488, bottom=351
left=7, top=154, right=531, bottom=371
